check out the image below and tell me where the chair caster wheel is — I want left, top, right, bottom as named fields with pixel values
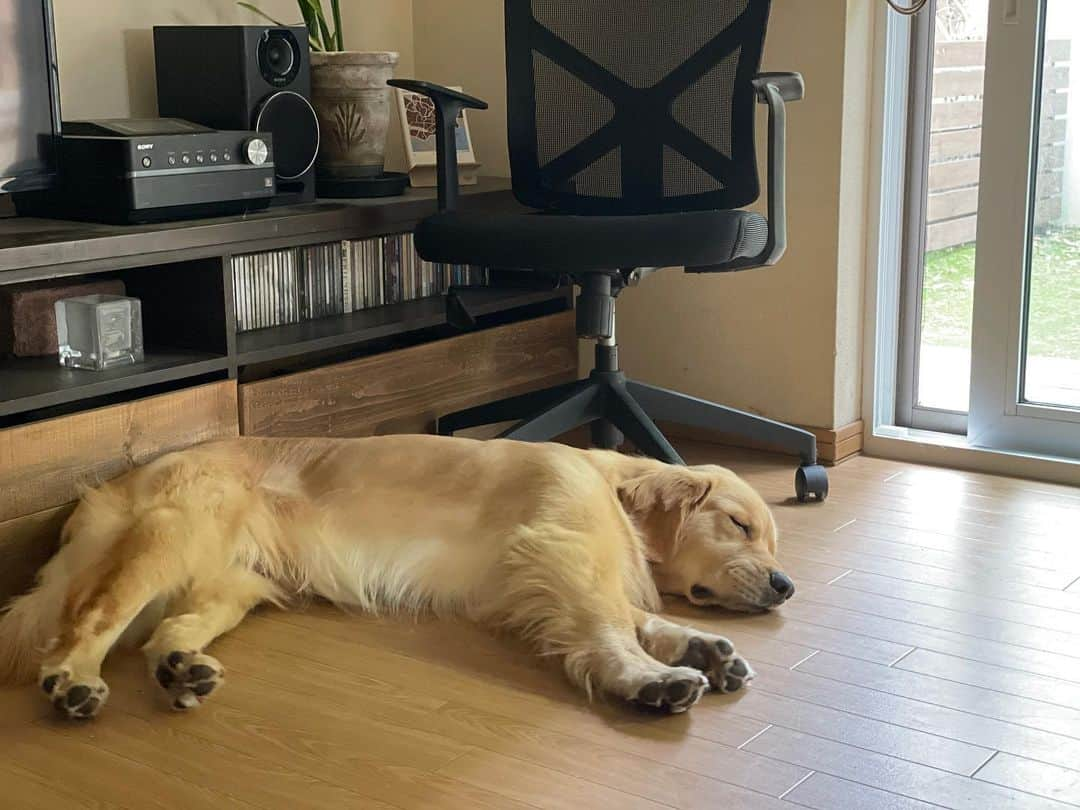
left=795, top=465, right=829, bottom=503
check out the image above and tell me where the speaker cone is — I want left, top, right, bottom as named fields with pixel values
left=255, top=90, right=320, bottom=180
left=258, top=30, right=301, bottom=86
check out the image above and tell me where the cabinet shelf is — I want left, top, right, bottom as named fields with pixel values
left=0, top=350, right=229, bottom=417
left=236, top=288, right=567, bottom=365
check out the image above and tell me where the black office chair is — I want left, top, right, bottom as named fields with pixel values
left=390, top=0, right=828, bottom=502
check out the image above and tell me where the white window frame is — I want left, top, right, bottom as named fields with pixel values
left=861, top=0, right=1080, bottom=485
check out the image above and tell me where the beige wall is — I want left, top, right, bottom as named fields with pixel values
left=835, top=0, right=875, bottom=428
left=410, top=1, right=873, bottom=429
left=413, top=0, right=508, bottom=177
left=52, top=0, right=414, bottom=119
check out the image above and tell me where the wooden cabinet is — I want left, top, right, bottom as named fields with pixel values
left=240, top=311, right=577, bottom=438
left=0, top=381, right=239, bottom=602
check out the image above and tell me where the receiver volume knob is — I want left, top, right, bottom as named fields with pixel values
left=242, top=137, right=270, bottom=166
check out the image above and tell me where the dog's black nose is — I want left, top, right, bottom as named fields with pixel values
left=769, top=571, right=795, bottom=600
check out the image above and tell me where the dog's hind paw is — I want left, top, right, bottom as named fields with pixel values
left=675, top=636, right=756, bottom=694
left=40, top=667, right=109, bottom=720
left=633, top=668, right=709, bottom=714
left=154, top=650, right=225, bottom=710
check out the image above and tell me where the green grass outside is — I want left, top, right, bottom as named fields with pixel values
left=921, top=226, right=1080, bottom=360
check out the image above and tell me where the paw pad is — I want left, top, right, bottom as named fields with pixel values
left=155, top=651, right=224, bottom=711
left=675, top=636, right=755, bottom=694
left=633, top=669, right=709, bottom=714
left=714, top=655, right=755, bottom=694
left=39, top=668, right=109, bottom=720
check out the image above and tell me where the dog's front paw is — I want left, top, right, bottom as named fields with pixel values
left=713, top=655, right=756, bottom=693
left=154, top=650, right=225, bottom=710
left=675, top=636, right=756, bottom=693
left=40, top=666, right=109, bottom=720
left=633, top=668, right=709, bottom=714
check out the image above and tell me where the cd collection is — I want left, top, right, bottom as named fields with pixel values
left=232, top=233, right=488, bottom=333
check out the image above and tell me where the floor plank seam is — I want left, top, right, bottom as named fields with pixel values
left=738, top=721, right=1075, bottom=809
left=887, top=647, right=918, bottom=668
left=734, top=690, right=999, bottom=774
left=776, top=769, right=815, bottom=801
left=969, top=750, right=1000, bottom=778
left=1065, top=574, right=1080, bottom=592
left=833, top=516, right=1076, bottom=553
left=757, top=662, right=1080, bottom=750
left=793, top=592, right=1080, bottom=657
left=780, top=532, right=1071, bottom=581
left=788, top=650, right=821, bottom=671
left=737, top=723, right=774, bottom=750
left=887, top=658, right=1080, bottom=712
left=823, top=572, right=1080, bottom=619
left=818, top=584, right=1080, bottom=625
left=784, top=523, right=1056, bottom=560
left=824, top=569, right=853, bottom=586
left=443, top=711, right=818, bottom=807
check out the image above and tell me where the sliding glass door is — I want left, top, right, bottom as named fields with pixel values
left=899, top=0, right=1080, bottom=458
left=968, top=0, right=1080, bottom=456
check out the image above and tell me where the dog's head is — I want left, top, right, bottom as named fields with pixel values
left=618, top=465, right=792, bottom=612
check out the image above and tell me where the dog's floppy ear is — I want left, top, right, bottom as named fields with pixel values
left=617, top=469, right=713, bottom=563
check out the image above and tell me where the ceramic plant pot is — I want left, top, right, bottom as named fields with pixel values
left=309, top=51, right=399, bottom=178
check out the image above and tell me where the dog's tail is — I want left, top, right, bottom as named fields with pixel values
left=0, top=561, right=66, bottom=685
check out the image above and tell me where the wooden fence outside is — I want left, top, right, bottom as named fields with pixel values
left=927, top=39, right=1071, bottom=252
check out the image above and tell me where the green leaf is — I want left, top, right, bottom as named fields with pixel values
left=237, top=1, right=319, bottom=50
left=331, top=0, right=344, bottom=51
left=294, top=0, right=321, bottom=49
left=235, top=1, right=286, bottom=27
left=298, top=0, right=334, bottom=51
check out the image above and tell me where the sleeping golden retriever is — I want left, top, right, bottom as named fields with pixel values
left=0, top=435, right=793, bottom=719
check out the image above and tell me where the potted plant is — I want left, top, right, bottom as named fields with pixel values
left=239, top=0, right=399, bottom=180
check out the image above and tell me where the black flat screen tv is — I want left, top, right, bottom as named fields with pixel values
left=0, top=0, right=61, bottom=194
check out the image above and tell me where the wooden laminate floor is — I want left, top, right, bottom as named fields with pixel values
left=3, top=442, right=1080, bottom=809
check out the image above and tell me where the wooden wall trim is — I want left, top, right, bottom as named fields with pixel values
left=659, top=419, right=864, bottom=466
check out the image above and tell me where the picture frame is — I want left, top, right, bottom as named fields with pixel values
left=396, top=85, right=481, bottom=187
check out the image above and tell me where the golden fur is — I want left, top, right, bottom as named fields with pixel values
left=0, top=435, right=791, bottom=718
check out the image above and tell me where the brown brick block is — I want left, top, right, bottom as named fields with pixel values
left=0, top=278, right=125, bottom=357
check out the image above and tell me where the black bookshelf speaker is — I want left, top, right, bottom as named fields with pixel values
left=154, top=25, right=320, bottom=205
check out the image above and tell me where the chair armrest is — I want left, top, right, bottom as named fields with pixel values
left=689, top=72, right=802, bottom=272
left=387, top=80, right=489, bottom=211
left=750, top=75, right=795, bottom=267
left=753, top=72, right=805, bottom=103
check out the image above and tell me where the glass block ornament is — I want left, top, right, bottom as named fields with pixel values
left=55, top=294, right=144, bottom=371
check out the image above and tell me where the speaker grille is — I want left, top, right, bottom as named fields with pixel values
left=255, top=91, right=320, bottom=181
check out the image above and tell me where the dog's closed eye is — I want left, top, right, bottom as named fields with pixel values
left=730, top=516, right=751, bottom=537
left=691, top=584, right=716, bottom=601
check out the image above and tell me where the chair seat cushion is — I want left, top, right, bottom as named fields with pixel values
left=414, top=209, right=768, bottom=272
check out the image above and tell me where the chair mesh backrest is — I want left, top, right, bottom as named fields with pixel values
left=505, top=0, right=771, bottom=215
